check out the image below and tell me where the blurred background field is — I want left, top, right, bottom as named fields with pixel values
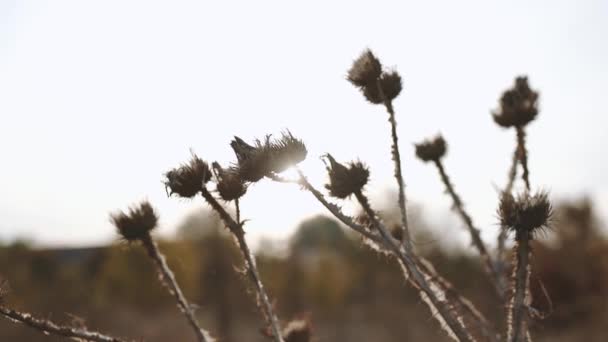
left=1, top=197, right=606, bottom=341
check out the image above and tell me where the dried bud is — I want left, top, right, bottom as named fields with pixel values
left=415, top=135, right=447, bottom=162
left=268, top=131, right=308, bottom=173
left=324, top=154, right=369, bottom=199
left=499, top=191, right=552, bottom=239
left=283, top=319, right=312, bottom=342
left=110, top=201, right=158, bottom=241
left=362, top=70, right=403, bottom=104
left=212, top=162, right=247, bottom=201
left=347, top=49, right=382, bottom=88
left=231, top=133, right=307, bottom=182
left=492, top=76, right=539, bottom=128
left=164, top=154, right=212, bottom=198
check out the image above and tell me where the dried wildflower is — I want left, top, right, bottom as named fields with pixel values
left=110, top=201, right=158, bottom=241
left=347, top=49, right=382, bottom=87
left=415, top=135, right=447, bottom=162
left=268, top=131, right=308, bottom=173
left=164, top=154, right=212, bottom=198
left=499, top=191, right=552, bottom=239
left=231, top=133, right=307, bottom=182
left=493, top=76, right=539, bottom=128
left=212, top=162, right=247, bottom=201
left=283, top=319, right=312, bottom=342
left=324, top=154, right=369, bottom=199
left=362, top=70, right=403, bottom=104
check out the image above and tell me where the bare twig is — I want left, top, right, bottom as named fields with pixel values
left=0, top=306, right=130, bottom=342
left=433, top=159, right=504, bottom=299
left=140, top=235, right=214, bottom=342
left=200, top=187, right=284, bottom=342
left=376, top=79, right=412, bottom=249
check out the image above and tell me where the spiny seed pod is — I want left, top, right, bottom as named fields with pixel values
left=415, top=135, right=447, bottom=162
left=212, top=162, right=247, bottom=201
left=110, top=201, right=158, bottom=242
left=492, top=76, right=539, bottom=128
left=283, top=319, right=312, bottom=342
left=362, top=70, right=403, bottom=104
left=231, top=136, right=273, bottom=182
left=499, top=191, right=552, bottom=240
left=347, top=49, right=382, bottom=88
left=164, top=154, right=212, bottom=198
left=268, top=131, right=308, bottom=173
left=324, top=154, right=369, bottom=199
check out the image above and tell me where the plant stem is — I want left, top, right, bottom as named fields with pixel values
left=355, top=190, right=476, bottom=342
left=200, top=188, right=284, bottom=342
left=140, top=235, right=214, bottom=342
left=515, top=126, right=531, bottom=192
left=0, top=306, right=129, bottom=342
left=507, top=232, right=532, bottom=342
left=434, top=159, right=504, bottom=299
left=376, top=79, right=412, bottom=250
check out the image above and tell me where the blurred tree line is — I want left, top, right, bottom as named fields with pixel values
left=0, top=198, right=606, bottom=341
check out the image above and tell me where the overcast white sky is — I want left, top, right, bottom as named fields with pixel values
left=1, top=0, right=607, bottom=248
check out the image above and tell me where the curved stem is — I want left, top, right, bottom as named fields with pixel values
left=200, top=188, right=284, bottom=342
left=141, top=235, right=214, bottom=342
left=0, top=306, right=129, bottom=342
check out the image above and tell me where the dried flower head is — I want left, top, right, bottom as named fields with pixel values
left=498, top=191, right=552, bottom=239
left=231, top=133, right=307, bottom=182
left=324, top=154, right=369, bottom=199
left=283, top=319, right=312, bottom=342
left=362, top=70, right=403, bottom=104
left=268, top=131, right=308, bottom=173
left=347, top=49, right=382, bottom=88
left=415, top=135, right=447, bottom=162
left=164, top=153, right=212, bottom=198
left=110, top=201, right=158, bottom=241
left=212, top=162, right=247, bottom=201
left=492, top=76, right=539, bottom=128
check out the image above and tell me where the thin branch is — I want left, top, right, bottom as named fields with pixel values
left=268, top=171, right=383, bottom=245
left=200, top=187, right=284, bottom=342
left=515, top=126, right=531, bottom=192
left=354, top=190, right=477, bottom=342
left=0, top=306, right=130, bottom=342
left=376, top=79, right=412, bottom=249
left=507, top=233, right=532, bottom=342
left=140, top=235, right=214, bottom=342
left=433, top=159, right=504, bottom=299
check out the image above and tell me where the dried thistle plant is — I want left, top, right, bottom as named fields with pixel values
left=110, top=201, right=214, bottom=342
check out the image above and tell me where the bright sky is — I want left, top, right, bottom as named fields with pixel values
left=1, top=0, right=607, bottom=248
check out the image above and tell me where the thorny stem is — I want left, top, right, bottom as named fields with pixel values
left=269, top=170, right=383, bottom=245
left=507, top=233, right=532, bottom=342
left=235, top=199, right=241, bottom=225
left=0, top=306, right=129, bottom=342
left=200, top=188, right=284, bottom=342
left=515, top=126, right=531, bottom=192
left=354, top=190, right=477, bottom=342
left=376, top=79, right=412, bottom=250
left=434, top=160, right=505, bottom=299
left=140, top=235, right=214, bottom=342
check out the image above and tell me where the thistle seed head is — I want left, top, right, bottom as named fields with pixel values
left=110, top=201, right=158, bottom=242
left=347, top=49, right=382, bottom=87
left=362, top=70, right=403, bottom=104
left=231, top=133, right=307, bottom=182
left=164, top=154, right=212, bottom=198
left=283, top=319, right=312, bottom=342
left=492, top=76, right=539, bottom=128
left=499, top=190, right=552, bottom=240
left=212, top=162, right=247, bottom=201
left=415, top=135, right=447, bottom=162
left=324, top=154, right=369, bottom=199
